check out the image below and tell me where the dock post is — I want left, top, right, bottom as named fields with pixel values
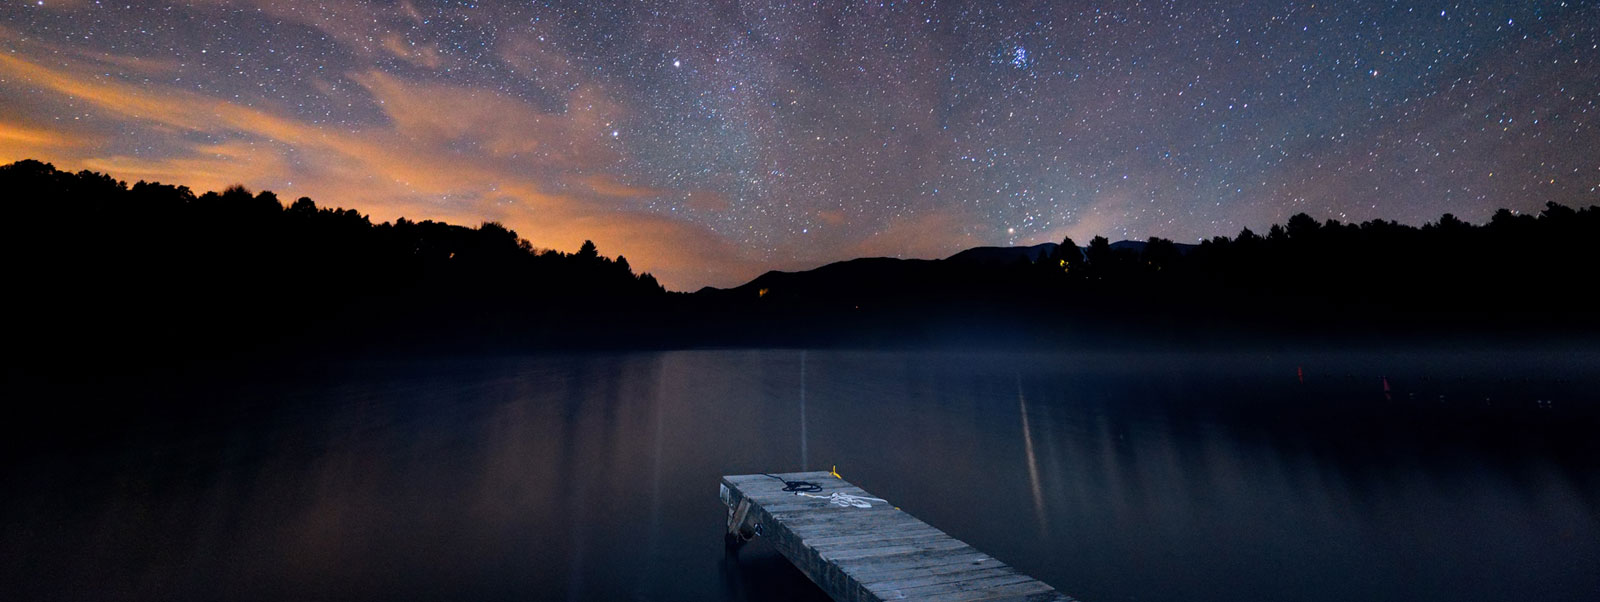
left=723, top=484, right=757, bottom=550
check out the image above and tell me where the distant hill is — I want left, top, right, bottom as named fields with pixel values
left=699, top=240, right=1191, bottom=296
left=944, top=242, right=1061, bottom=266
left=697, top=256, right=942, bottom=300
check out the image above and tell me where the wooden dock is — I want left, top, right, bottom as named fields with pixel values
left=720, top=471, right=1074, bottom=602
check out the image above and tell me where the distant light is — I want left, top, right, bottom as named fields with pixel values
left=673, top=59, right=681, bottom=68
left=611, top=130, right=619, bottom=137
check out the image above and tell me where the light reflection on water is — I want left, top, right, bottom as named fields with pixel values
left=2, top=349, right=1597, bottom=602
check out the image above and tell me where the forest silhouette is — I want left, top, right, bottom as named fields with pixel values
left=6, top=158, right=1599, bottom=360
left=2, top=159, right=666, bottom=365
left=696, top=205, right=1600, bottom=347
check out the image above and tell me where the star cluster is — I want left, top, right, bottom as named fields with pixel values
left=2, top=1, right=1596, bottom=289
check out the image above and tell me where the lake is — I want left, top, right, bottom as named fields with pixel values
left=3, top=349, right=1597, bottom=601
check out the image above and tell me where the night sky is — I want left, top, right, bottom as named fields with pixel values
left=2, top=1, right=1596, bottom=289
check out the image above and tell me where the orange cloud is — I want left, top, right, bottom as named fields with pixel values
left=0, top=49, right=748, bottom=290
left=577, top=174, right=668, bottom=201
left=380, top=34, right=443, bottom=69
left=351, top=71, right=621, bottom=169
left=0, top=120, right=91, bottom=158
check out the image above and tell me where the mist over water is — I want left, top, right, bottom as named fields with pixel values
left=3, top=349, right=1597, bottom=602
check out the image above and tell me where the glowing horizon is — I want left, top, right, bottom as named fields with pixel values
left=3, top=1, right=1595, bottom=290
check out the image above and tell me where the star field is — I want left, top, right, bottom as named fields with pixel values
left=1, top=1, right=1596, bottom=289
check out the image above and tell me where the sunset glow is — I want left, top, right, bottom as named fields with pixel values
left=3, top=1, right=1596, bottom=289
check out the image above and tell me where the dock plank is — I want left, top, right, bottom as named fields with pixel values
left=721, top=473, right=1074, bottom=602
left=844, top=551, right=1000, bottom=579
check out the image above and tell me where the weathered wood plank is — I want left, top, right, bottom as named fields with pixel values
left=721, top=472, right=1074, bottom=602
left=778, top=512, right=920, bottom=532
left=843, top=550, right=999, bottom=579
left=866, top=565, right=1018, bottom=592
left=919, top=578, right=1059, bottom=601
left=810, top=529, right=949, bottom=552
left=889, top=572, right=1039, bottom=599
left=969, top=591, right=1075, bottom=602
left=846, top=551, right=1002, bottom=581
left=823, top=538, right=973, bottom=563
left=806, top=525, right=943, bottom=547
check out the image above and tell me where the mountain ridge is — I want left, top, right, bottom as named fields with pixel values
left=695, top=239, right=1198, bottom=295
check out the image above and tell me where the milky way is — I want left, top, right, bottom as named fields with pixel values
left=2, top=1, right=1596, bottom=289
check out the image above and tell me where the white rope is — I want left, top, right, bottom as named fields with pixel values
left=796, top=491, right=888, bottom=508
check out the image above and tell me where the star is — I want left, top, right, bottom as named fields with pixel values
left=1010, top=45, right=1029, bottom=69
left=0, top=0, right=1590, bottom=290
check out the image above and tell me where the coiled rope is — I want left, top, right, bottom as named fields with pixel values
left=760, top=472, right=822, bottom=492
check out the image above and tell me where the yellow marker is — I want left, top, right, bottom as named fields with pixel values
left=831, top=465, right=843, bottom=479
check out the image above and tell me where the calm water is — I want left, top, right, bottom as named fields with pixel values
left=3, top=349, right=1598, bottom=601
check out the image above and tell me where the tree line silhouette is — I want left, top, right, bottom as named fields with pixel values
left=5, top=158, right=1598, bottom=358
left=1037, top=204, right=1600, bottom=343
left=691, top=201, right=1600, bottom=347
left=2, top=159, right=665, bottom=363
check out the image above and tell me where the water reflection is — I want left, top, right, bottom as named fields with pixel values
left=1017, top=373, right=1048, bottom=537
left=2, top=350, right=1597, bottom=602
left=800, top=350, right=808, bottom=473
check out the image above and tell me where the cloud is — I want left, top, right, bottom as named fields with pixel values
left=576, top=174, right=668, bottom=201
left=219, top=0, right=426, bottom=59
left=0, top=119, right=92, bottom=157
left=80, top=141, right=267, bottom=182
left=351, top=70, right=621, bottom=169
left=0, top=50, right=744, bottom=290
left=380, top=34, right=443, bottom=69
